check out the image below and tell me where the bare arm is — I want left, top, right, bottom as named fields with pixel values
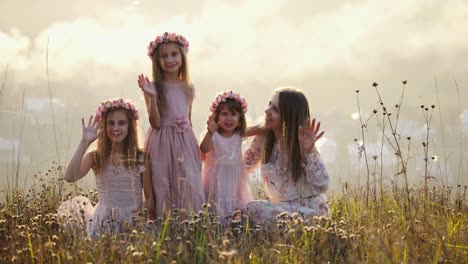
left=200, top=115, right=219, bottom=154
left=64, top=145, right=94, bottom=182
left=138, top=74, right=160, bottom=129
left=64, top=116, right=101, bottom=182
left=243, top=124, right=265, bottom=138
left=146, top=93, right=161, bottom=129
left=200, top=131, right=214, bottom=154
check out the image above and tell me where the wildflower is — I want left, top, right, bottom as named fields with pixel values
left=132, top=251, right=144, bottom=258
left=224, top=229, right=234, bottom=238
left=222, top=239, right=230, bottom=247
left=372, top=82, right=378, bottom=87
left=219, top=249, right=238, bottom=257
left=402, top=80, right=407, bottom=84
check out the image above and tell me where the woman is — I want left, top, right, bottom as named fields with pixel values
left=243, top=88, right=330, bottom=223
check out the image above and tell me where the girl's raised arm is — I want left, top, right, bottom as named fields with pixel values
left=200, top=114, right=219, bottom=154
left=138, top=74, right=161, bottom=129
left=64, top=116, right=102, bottom=182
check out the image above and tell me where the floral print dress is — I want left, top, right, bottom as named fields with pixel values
left=243, top=135, right=330, bottom=223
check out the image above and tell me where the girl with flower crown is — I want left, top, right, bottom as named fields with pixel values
left=199, top=91, right=258, bottom=222
left=58, top=98, right=145, bottom=237
left=137, top=32, right=204, bottom=217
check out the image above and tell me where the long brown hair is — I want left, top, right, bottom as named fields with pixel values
left=263, top=88, right=310, bottom=182
left=151, top=42, right=193, bottom=114
left=94, top=108, right=142, bottom=174
left=213, top=99, right=247, bottom=135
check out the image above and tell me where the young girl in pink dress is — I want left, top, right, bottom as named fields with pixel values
left=137, top=32, right=204, bottom=217
left=59, top=98, right=145, bottom=238
left=200, top=91, right=254, bottom=221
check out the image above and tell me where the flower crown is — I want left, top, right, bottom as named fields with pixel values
left=95, top=98, right=139, bottom=122
left=209, top=91, right=248, bottom=113
left=147, top=32, right=190, bottom=59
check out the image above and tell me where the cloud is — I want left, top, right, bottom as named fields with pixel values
left=25, top=97, right=65, bottom=112
left=462, top=109, right=468, bottom=132
left=0, top=137, right=19, bottom=151
left=1, top=0, right=468, bottom=187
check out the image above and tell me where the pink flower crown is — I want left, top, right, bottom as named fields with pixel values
left=95, top=98, right=139, bottom=122
left=147, top=32, right=190, bottom=59
left=209, top=91, right=248, bottom=113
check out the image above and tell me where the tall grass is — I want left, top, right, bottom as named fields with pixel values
left=0, top=170, right=466, bottom=263
left=0, top=78, right=466, bottom=263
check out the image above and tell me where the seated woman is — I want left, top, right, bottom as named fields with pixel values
left=243, top=88, right=330, bottom=223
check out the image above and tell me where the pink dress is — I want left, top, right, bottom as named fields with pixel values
left=202, top=132, right=252, bottom=219
left=243, top=135, right=330, bottom=223
left=57, top=164, right=143, bottom=238
left=145, top=83, right=204, bottom=216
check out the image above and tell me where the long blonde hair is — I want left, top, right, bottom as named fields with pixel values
left=94, top=109, right=142, bottom=174
left=263, top=88, right=311, bottom=182
left=151, top=42, right=193, bottom=114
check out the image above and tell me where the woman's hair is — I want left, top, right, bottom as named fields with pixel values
left=263, top=88, right=311, bottom=182
left=213, top=99, right=247, bottom=135
left=94, top=108, right=142, bottom=174
left=151, top=43, right=193, bottom=114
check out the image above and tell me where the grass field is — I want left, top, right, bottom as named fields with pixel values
left=0, top=167, right=466, bottom=263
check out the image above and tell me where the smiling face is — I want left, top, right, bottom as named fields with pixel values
left=158, top=43, right=183, bottom=74
left=264, top=92, right=281, bottom=132
left=216, top=104, right=241, bottom=136
left=105, top=109, right=129, bottom=145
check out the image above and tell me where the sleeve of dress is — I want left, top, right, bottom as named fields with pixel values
left=304, top=148, right=330, bottom=196
left=242, top=135, right=264, bottom=174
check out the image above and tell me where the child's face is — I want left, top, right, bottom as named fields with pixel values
left=106, top=109, right=129, bottom=144
left=158, top=43, right=182, bottom=74
left=264, top=93, right=281, bottom=131
left=217, top=105, right=240, bottom=134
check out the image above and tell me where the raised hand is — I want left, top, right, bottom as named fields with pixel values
left=137, top=74, right=157, bottom=97
left=207, top=114, right=219, bottom=134
left=81, top=115, right=102, bottom=145
left=298, top=118, right=325, bottom=154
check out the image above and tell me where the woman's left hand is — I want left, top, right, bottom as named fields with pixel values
left=298, top=118, right=325, bottom=154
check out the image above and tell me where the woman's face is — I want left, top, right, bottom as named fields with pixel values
left=264, top=93, right=281, bottom=131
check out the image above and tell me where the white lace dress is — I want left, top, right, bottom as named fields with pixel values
left=58, top=164, right=143, bottom=238
left=202, top=132, right=252, bottom=220
left=243, top=135, right=330, bottom=223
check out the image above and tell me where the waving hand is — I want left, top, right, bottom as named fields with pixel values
left=81, top=115, right=102, bottom=144
left=298, top=118, right=325, bottom=154
left=137, top=74, right=157, bottom=97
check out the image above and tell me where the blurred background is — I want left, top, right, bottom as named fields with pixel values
left=1, top=0, right=467, bottom=191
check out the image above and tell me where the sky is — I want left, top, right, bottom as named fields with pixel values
left=0, top=0, right=467, bottom=190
